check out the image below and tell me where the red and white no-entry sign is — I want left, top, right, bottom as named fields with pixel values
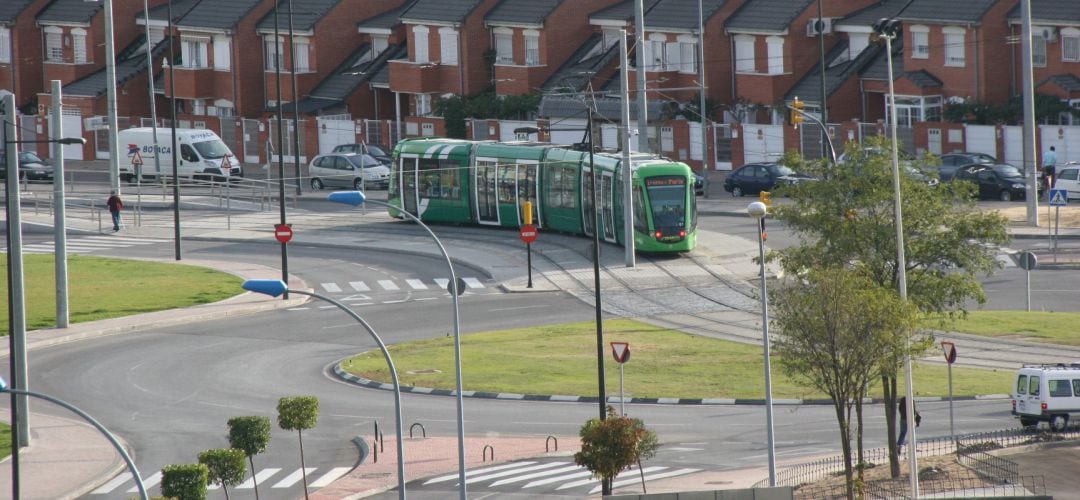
left=520, top=224, right=538, bottom=244
left=941, top=341, right=957, bottom=364
left=274, top=224, right=293, bottom=243
left=610, top=342, right=631, bottom=364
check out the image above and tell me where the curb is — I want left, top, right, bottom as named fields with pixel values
left=331, top=362, right=1009, bottom=406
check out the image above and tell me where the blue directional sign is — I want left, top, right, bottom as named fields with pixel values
left=1049, top=189, right=1068, bottom=207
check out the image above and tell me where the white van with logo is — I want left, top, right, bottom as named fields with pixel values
left=118, top=128, right=242, bottom=183
left=1012, top=364, right=1080, bottom=430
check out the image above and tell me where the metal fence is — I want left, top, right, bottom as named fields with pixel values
left=755, top=423, right=1080, bottom=497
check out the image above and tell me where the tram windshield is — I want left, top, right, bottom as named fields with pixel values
left=645, top=176, right=687, bottom=227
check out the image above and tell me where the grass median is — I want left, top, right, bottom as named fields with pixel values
left=941, top=310, right=1080, bottom=346
left=0, top=254, right=243, bottom=335
left=342, top=319, right=1014, bottom=400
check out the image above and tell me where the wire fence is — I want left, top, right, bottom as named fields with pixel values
left=754, top=423, right=1080, bottom=498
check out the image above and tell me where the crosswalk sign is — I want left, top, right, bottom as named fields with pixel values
left=1049, top=188, right=1068, bottom=206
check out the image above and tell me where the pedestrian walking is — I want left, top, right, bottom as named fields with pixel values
left=1044, top=146, right=1058, bottom=189
left=897, top=396, right=922, bottom=449
left=106, top=190, right=123, bottom=232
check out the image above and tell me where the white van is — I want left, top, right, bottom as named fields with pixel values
left=118, top=128, right=242, bottom=183
left=1012, top=364, right=1080, bottom=430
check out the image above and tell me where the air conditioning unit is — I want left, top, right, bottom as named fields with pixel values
left=1041, top=27, right=1058, bottom=42
left=807, top=18, right=833, bottom=37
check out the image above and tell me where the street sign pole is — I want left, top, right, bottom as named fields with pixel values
left=941, top=341, right=957, bottom=441
left=527, top=242, right=533, bottom=289
left=610, top=342, right=630, bottom=415
left=1018, top=251, right=1037, bottom=311
left=618, top=362, right=624, bottom=416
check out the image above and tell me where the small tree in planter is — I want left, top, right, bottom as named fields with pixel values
left=197, top=448, right=247, bottom=500
left=228, top=416, right=272, bottom=500
left=160, top=463, right=209, bottom=500
left=574, top=406, right=660, bottom=495
left=278, top=396, right=320, bottom=499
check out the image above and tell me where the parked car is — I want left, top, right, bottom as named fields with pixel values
left=0, top=151, right=54, bottom=182
left=1050, top=162, right=1080, bottom=199
left=723, top=162, right=815, bottom=197
left=953, top=163, right=1034, bottom=201
left=904, top=162, right=939, bottom=187
left=939, top=152, right=996, bottom=181
left=308, top=152, right=390, bottom=190
left=332, top=143, right=392, bottom=164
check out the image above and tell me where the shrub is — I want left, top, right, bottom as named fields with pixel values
left=160, top=463, right=208, bottom=500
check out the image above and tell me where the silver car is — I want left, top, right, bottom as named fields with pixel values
left=308, top=152, right=390, bottom=190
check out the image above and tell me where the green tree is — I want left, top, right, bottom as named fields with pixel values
left=772, top=267, right=920, bottom=498
left=771, top=137, right=1010, bottom=476
left=227, top=416, right=272, bottom=500
left=574, top=406, right=660, bottom=495
left=160, top=463, right=209, bottom=500
left=278, top=396, right=320, bottom=499
left=197, top=448, right=247, bottom=500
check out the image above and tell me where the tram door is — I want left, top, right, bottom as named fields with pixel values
left=600, top=172, right=616, bottom=242
left=401, top=156, right=418, bottom=215
left=582, top=167, right=596, bottom=237
left=475, top=159, right=499, bottom=225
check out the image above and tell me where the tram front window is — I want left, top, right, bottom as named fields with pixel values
left=646, top=176, right=687, bottom=238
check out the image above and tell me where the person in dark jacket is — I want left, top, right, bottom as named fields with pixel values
left=106, top=191, right=123, bottom=231
left=897, top=396, right=922, bottom=448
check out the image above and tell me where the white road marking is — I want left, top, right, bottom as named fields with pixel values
left=562, top=466, right=665, bottom=490
left=321, top=283, right=342, bottom=293
left=272, top=468, right=317, bottom=488
left=434, top=278, right=450, bottom=289
left=310, top=467, right=351, bottom=487
left=463, top=277, right=484, bottom=288
left=349, top=281, right=370, bottom=291
left=378, top=280, right=399, bottom=291
left=467, top=462, right=569, bottom=484
left=424, top=462, right=537, bottom=484
left=520, top=468, right=594, bottom=488
left=92, top=472, right=132, bottom=493
left=237, top=468, right=281, bottom=489
left=406, top=279, right=428, bottom=289
left=129, top=471, right=163, bottom=492
left=593, top=468, right=699, bottom=493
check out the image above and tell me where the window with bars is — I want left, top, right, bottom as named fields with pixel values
left=293, top=38, right=310, bottom=72
left=183, top=37, right=209, bottom=68
left=494, top=29, right=513, bottom=64
left=72, top=29, right=87, bottom=64
left=213, top=35, right=230, bottom=70
left=45, top=27, right=63, bottom=62
left=944, top=28, right=965, bottom=67
left=413, top=26, right=429, bottom=63
left=766, top=36, right=784, bottom=74
left=1032, top=35, right=1047, bottom=67
left=265, top=37, right=284, bottom=70
left=734, top=35, right=754, bottom=73
left=524, top=31, right=539, bottom=66
left=1065, top=30, right=1080, bottom=62
left=911, top=26, right=929, bottom=59
left=439, top=27, right=458, bottom=65
left=0, top=28, right=11, bottom=64
left=679, top=41, right=696, bottom=73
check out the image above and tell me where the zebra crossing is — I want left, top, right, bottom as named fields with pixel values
left=89, top=466, right=351, bottom=495
left=317, top=277, right=488, bottom=295
left=421, top=460, right=700, bottom=494
left=2, top=235, right=173, bottom=255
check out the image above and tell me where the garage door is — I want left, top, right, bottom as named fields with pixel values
left=964, top=125, right=996, bottom=158
left=742, top=124, right=784, bottom=164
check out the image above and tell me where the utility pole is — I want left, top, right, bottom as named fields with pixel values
left=1021, top=0, right=1040, bottom=226
left=621, top=30, right=635, bottom=267
left=697, top=0, right=710, bottom=197
left=634, top=0, right=649, bottom=153
left=52, top=81, right=69, bottom=329
left=104, top=0, right=120, bottom=193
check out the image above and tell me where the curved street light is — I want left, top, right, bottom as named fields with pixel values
left=746, top=201, right=777, bottom=486
left=241, top=279, right=406, bottom=499
left=0, top=377, right=147, bottom=500
left=327, top=190, right=468, bottom=500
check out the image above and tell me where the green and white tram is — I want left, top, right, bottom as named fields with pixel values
left=387, top=138, right=697, bottom=252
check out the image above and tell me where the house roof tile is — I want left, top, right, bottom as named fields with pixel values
left=541, top=33, right=619, bottom=92
left=644, top=0, right=727, bottom=31
left=725, top=0, right=814, bottom=34
left=358, top=3, right=410, bottom=31
left=140, top=0, right=202, bottom=23
left=1040, top=74, right=1080, bottom=92
left=786, top=40, right=884, bottom=103
left=401, top=0, right=485, bottom=24
left=901, top=69, right=942, bottom=88
left=176, top=0, right=263, bottom=31
left=485, top=0, right=563, bottom=26
left=66, top=36, right=171, bottom=97
left=859, top=35, right=902, bottom=80
left=1007, top=0, right=1080, bottom=25
left=257, top=0, right=341, bottom=33
left=836, top=0, right=909, bottom=29
left=0, top=0, right=37, bottom=24
left=37, top=0, right=101, bottom=25
left=589, top=0, right=662, bottom=25
left=895, top=0, right=998, bottom=25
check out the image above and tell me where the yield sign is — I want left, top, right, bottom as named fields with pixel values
left=941, top=341, right=957, bottom=364
left=1049, top=189, right=1068, bottom=206
left=131, top=150, right=143, bottom=166
left=610, top=342, right=631, bottom=364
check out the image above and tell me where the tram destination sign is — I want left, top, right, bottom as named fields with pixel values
left=645, top=176, right=686, bottom=186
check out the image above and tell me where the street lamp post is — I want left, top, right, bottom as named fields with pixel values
left=746, top=201, right=776, bottom=487
left=875, top=17, right=918, bottom=498
left=0, top=377, right=149, bottom=500
left=241, top=279, right=406, bottom=499
left=327, top=191, right=468, bottom=500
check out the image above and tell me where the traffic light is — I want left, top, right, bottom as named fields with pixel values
left=790, top=97, right=805, bottom=129
left=759, top=191, right=772, bottom=206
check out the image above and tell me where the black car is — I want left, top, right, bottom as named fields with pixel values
left=0, top=151, right=54, bottom=182
left=723, top=162, right=814, bottom=197
left=332, top=144, right=392, bottom=165
left=953, top=163, right=1033, bottom=201
left=939, top=152, right=996, bottom=181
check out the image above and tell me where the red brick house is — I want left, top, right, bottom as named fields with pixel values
left=1009, top=1, right=1080, bottom=124
left=0, top=0, right=52, bottom=111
